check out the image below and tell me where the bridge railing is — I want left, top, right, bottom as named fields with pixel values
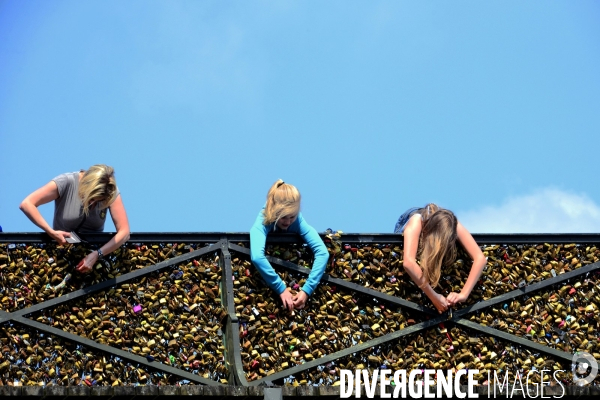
left=1, top=232, right=599, bottom=387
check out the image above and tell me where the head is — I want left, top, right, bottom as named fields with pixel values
left=419, top=204, right=458, bottom=288
left=263, top=179, right=301, bottom=230
left=78, top=164, right=118, bottom=215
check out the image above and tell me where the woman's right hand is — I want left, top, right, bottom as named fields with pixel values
left=431, top=292, right=449, bottom=313
left=280, top=288, right=294, bottom=312
left=49, top=230, right=71, bottom=245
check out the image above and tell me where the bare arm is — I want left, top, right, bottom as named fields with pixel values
left=402, top=215, right=448, bottom=313
left=76, top=194, right=130, bottom=273
left=19, top=181, right=71, bottom=244
left=446, top=221, right=486, bottom=306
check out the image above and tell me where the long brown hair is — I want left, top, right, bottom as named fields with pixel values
left=262, top=179, right=301, bottom=226
left=418, top=203, right=458, bottom=287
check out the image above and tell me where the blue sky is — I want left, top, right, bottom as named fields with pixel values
left=1, top=1, right=599, bottom=234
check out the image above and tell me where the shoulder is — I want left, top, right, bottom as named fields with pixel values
left=294, top=212, right=307, bottom=226
left=411, top=213, right=422, bottom=220
left=251, top=208, right=272, bottom=232
left=52, top=171, right=77, bottom=183
left=404, top=213, right=423, bottom=234
left=291, top=212, right=313, bottom=233
left=52, top=172, right=78, bottom=194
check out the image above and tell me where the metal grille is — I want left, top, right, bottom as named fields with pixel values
left=1, top=232, right=599, bottom=387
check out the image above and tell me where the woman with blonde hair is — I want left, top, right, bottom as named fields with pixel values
left=250, top=179, right=329, bottom=311
left=395, top=203, right=486, bottom=313
left=20, top=165, right=130, bottom=273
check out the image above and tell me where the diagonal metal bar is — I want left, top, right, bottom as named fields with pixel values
left=2, top=241, right=223, bottom=322
left=228, top=321, right=249, bottom=386
left=453, top=260, right=600, bottom=319
left=249, top=315, right=448, bottom=386
left=220, top=241, right=238, bottom=322
left=12, top=316, right=223, bottom=386
left=455, top=319, right=573, bottom=362
left=435, top=261, right=600, bottom=362
left=229, top=243, right=438, bottom=316
left=217, top=238, right=241, bottom=386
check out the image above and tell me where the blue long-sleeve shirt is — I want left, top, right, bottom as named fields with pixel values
left=249, top=208, right=329, bottom=296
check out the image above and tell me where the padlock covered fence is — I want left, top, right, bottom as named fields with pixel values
left=0, top=232, right=600, bottom=389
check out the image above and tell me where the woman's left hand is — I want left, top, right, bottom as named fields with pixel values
left=447, top=291, right=467, bottom=306
left=76, top=251, right=98, bottom=274
left=292, top=291, right=308, bottom=309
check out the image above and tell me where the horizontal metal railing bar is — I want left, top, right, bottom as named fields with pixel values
left=12, top=317, right=222, bottom=386
left=0, top=232, right=234, bottom=243
left=453, top=260, right=600, bottom=319
left=470, top=233, right=600, bottom=244
left=4, top=232, right=600, bottom=244
left=3, top=241, right=223, bottom=321
left=249, top=315, right=448, bottom=385
left=455, top=319, right=573, bottom=362
left=229, top=243, right=438, bottom=316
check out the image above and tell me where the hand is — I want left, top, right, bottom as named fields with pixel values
left=76, top=251, right=98, bottom=274
left=292, top=291, right=308, bottom=309
left=50, top=230, right=71, bottom=245
left=432, top=292, right=449, bottom=314
left=279, top=288, right=294, bottom=312
left=447, top=291, right=468, bottom=306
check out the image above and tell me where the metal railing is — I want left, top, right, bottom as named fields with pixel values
left=1, top=232, right=599, bottom=387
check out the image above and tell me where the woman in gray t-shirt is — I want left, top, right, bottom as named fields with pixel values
left=19, top=164, right=130, bottom=273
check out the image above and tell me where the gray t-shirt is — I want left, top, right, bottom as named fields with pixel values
left=52, top=172, right=120, bottom=233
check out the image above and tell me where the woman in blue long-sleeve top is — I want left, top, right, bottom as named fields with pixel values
left=250, top=179, right=329, bottom=311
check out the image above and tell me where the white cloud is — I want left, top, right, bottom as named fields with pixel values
left=458, top=188, right=600, bottom=233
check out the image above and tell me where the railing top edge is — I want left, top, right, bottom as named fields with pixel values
left=2, top=232, right=600, bottom=244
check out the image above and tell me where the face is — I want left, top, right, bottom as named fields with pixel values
left=88, top=197, right=106, bottom=208
left=276, top=214, right=297, bottom=230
